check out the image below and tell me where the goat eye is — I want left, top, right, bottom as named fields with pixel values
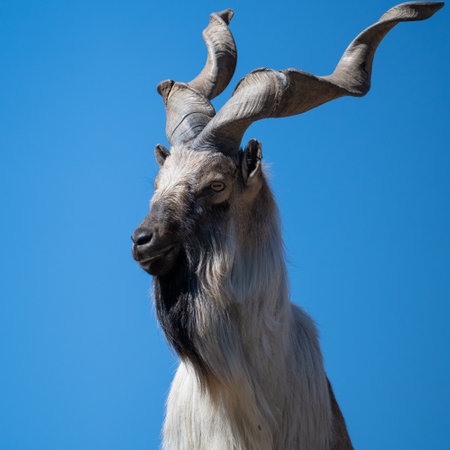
left=210, top=181, right=225, bottom=192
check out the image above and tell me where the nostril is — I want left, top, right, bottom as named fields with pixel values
left=132, top=230, right=153, bottom=246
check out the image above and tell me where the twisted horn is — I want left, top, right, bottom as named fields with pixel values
left=193, top=2, right=444, bottom=154
left=157, top=9, right=237, bottom=147
left=189, top=9, right=237, bottom=100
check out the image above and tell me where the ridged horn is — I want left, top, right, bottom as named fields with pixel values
left=157, top=9, right=237, bottom=148
left=189, top=9, right=237, bottom=100
left=193, top=2, right=444, bottom=154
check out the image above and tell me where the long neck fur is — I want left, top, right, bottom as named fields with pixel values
left=161, top=176, right=335, bottom=450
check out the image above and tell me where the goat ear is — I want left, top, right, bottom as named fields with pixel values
left=242, top=139, right=262, bottom=184
left=154, top=144, right=170, bottom=168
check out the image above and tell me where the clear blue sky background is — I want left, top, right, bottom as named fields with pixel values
left=1, top=1, right=448, bottom=449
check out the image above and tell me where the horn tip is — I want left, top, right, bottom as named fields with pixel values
left=157, top=79, right=175, bottom=103
left=381, top=1, right=445, bottom=21
left=213, top=9, right=234, bottom=25
left=411, top=1, right=445, bottom=15
left=433, top=1, right=445, bottom=12
left=427, top=1, right=445, bottom=10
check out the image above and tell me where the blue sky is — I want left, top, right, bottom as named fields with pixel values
left=0, top=1, right=448, bottom=449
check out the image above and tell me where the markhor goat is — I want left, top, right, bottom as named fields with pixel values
left=132, top=3, right=443, bottom=449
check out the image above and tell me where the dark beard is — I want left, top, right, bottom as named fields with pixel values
left=153, top=248, right=209, bottom=376
left=153, top=207, right=231, bottom=377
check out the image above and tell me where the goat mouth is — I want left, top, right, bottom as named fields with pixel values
left=139, top=245, right=175, bottom=262
left=138, top=245, right=179, bottom=276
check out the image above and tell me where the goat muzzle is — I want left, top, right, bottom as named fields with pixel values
left=132, top=218, right=180, bottom=276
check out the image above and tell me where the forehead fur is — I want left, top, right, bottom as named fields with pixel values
left=155, top=148, right=237, bottom=193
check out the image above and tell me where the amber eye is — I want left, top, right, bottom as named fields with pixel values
left=210, top=181, right=225, bottom=192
